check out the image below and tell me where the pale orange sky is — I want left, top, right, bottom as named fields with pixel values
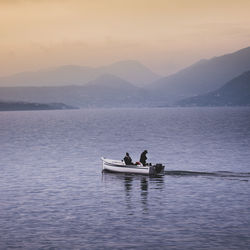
left=0, top=0, right=250, bottom=76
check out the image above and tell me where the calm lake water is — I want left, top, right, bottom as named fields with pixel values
left=0, top=107, right=250, bottom=249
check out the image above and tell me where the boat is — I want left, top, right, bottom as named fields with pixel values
left=101, top=157, right=165, bottom=175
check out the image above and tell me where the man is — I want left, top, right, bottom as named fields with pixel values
left=140, top=150, right=148, bottom=166
left=124, top=152, right=133, bottom=165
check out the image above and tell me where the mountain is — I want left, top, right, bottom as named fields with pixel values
left=0, top=60, right=161, bottom=87
left=76, top=74, right=148, bottom=107
left=1, top=47, right=249, bottom=107
left=0, top=101, right=77, bottom=111
left=177, top=70, right=250, bottom=106
left=147, top=46, right=250, bottom=104
left=0, top=74, right=148, bottom=107
left=98, top=60, right=161, bottom=86
left=85, top=74, right=137, bottom=89
left=0, top=65, right=96, bottom=87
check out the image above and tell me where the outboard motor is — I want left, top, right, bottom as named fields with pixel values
left=153, top=163, right=165, bottom=175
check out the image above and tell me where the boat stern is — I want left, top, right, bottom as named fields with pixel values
left=149, top=164, right=165, bottom=175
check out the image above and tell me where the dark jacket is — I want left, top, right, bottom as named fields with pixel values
left=140, top=152, right=147, bottom=166
left=124, top=155, right=132, bottom=165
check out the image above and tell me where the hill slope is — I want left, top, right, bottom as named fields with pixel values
left=147, top=46, right=250, bottom=103
left=0, top=60, right=161, bottom=87
left=0, top=74, right=148, bottom=107
left=178, top=70, right=250, bottom=106
left=99, top=60, right=161, bottom=86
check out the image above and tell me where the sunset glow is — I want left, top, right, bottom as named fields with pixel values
left=1, top=0, right=250, bottom=76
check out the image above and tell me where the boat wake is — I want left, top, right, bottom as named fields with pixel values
left=164, top=170, right=250, bottom=180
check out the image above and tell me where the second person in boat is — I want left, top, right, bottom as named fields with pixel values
left=124, top=152, right=133, bottom=165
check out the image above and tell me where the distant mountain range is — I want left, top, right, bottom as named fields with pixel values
left=0, top=74, right=149, bottom=107
left=146, top=46, right=250, bottom=104
left=0, top=101, right=76, bottom=111
left=0, top=47, right=249, bottom=108
left=177, top=71, right=250, bottom=106
left=0, top=60, right=161, bottom=87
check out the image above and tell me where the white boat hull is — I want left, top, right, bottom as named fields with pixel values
left=101, top=157, right=164, bottom=175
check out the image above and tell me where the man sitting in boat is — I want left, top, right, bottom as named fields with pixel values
left=124, top=152, right=133, bottom=165
left=140, top=150, right=148, bottom=166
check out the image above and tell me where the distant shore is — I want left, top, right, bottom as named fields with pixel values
left=0, top=101, right=77, bottom=111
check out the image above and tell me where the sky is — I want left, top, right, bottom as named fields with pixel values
left=0, top=0, right=250, bottom=77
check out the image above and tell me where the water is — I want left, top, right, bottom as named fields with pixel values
left=0, top=107, right=250, bottom=249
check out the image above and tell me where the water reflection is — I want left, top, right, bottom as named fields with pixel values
left=124, top=176, right=133, bottom=193
left=140, top=177, right=148, bottom=213
left=102, top=172, right=164, bottom=214
left=150, top=175, right=165, bottom=190
left=124, top=176, right=133, bottom=211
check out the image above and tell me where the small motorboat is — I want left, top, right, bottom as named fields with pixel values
left=101, top=157, right=165, bottom=175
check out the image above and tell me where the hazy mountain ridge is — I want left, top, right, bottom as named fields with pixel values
left=85, top=74, right=137, bottom=89
left=147, top=46, right=250, bottom=103
left=0, top=74, right=149, bottom=108
left=98, top=60, right=161, bottom=86
left=177, top=70, right=250, bottom=106
left=0, top=47, right=250, bottom=108
left=0, top=60, right=161, bottom=87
